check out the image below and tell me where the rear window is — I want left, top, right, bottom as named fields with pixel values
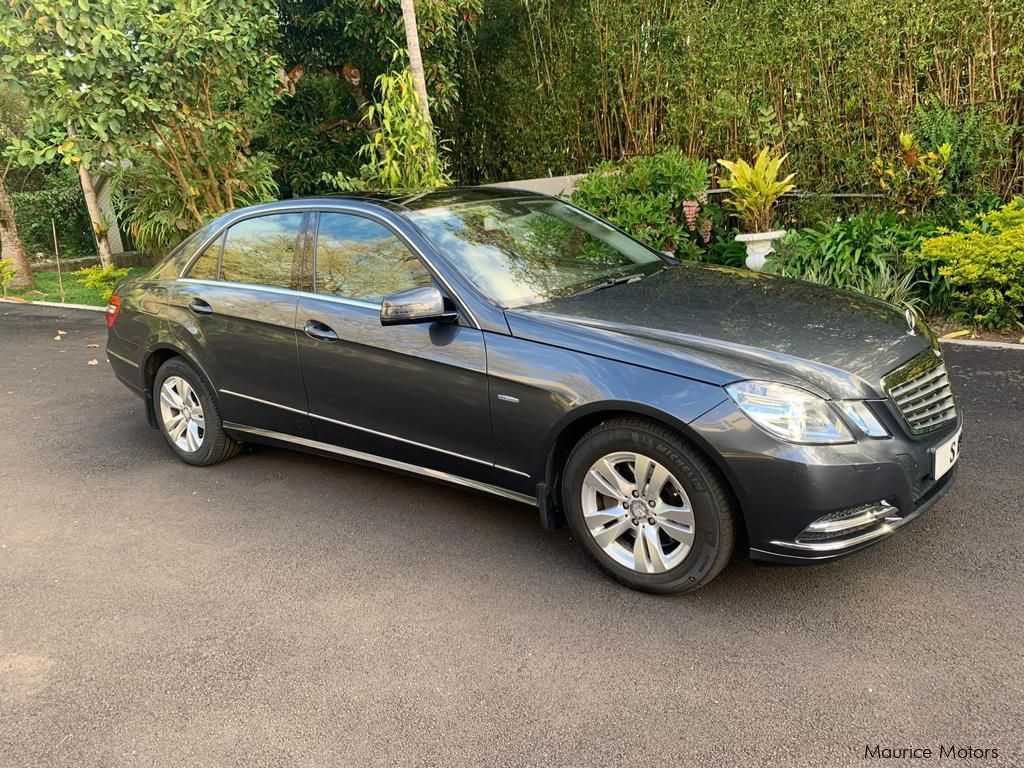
left=149, top=220, right=222, bottom=280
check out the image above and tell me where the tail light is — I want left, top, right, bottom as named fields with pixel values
left=105, top=294, right=121, bottom=328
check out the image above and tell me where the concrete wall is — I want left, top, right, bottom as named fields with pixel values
left=484, top=174, right=584, bottom=199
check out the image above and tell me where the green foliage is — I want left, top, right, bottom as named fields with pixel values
left=770, top=213, right=946, bottom=314
left=455, top=0, right=1024, bottom=198
left=1, top=0, right=282, bottom=250
left=10, top=181, right=94, bottom=259
left=0, top=259, right=17, bottom=296
left=872, top=133, right=952, bottom=215
left=718, top=147, right=796, bottom=233
left=114, top=153, right=277, bottom=254
left=73, top=264, right=131, bottom=303
left=914, top=200, right=1024, bottom=328
left=259, top=74, right=365, bottom=196
left=322, top=70, right=452, bottom=192
left=571, top=151, right=710, bottom=256
left=271, top=0, right=481, bottom=188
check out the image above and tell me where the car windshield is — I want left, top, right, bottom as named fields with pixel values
left=407, top=197, right=665, bottom=308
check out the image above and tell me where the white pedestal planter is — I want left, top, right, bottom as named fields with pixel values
left=735, top=230, right=787, bottom=272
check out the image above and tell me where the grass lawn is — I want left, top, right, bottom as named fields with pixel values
left=5, top=266, right=150, bottom=307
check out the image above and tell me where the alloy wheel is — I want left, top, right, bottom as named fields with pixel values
left=159, top=375, right=205, bottom=453
left=580, top=451, right=695, bottom=574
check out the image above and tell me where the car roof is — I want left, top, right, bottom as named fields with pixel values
left=304, top=186, right=544, bottom=213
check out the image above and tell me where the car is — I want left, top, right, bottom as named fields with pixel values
left=105, top=187, right=961, bottom=593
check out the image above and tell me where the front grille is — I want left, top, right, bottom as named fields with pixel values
left=885, top=358, right=957, bottom=434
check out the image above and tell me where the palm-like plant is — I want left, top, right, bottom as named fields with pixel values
left=718, top=147, right=796, bottom=233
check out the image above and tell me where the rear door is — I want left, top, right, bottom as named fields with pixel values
left=166, top=211, right=313, bottom=438
left=294, top=211, right=496, bottom=482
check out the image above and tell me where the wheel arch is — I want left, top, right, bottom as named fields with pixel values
left=539, top=402, right=748, bottom=543
left=140, top=344, right=220, bottom=429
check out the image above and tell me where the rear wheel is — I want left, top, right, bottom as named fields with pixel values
left=562, top=417, right=734, bottom=593
left=153, top=358, right=239, bottom=466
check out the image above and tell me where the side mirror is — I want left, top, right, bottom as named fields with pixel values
left=380, top=286, right=458, bottom=326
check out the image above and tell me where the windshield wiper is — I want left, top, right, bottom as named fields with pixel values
left=570, top=273, right=645, bottom=297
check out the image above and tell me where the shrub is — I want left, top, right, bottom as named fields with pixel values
left=914, top=200, right=1024, bottom=328
left=571, top=150, right=710, bottom=257
left=872, top=132, right=951, bottom=215
left=73, top=265, right=131, bottom=303
left=770, top=212, right=947, bottom=313
left=11, top=181, right=95, bottom=259
left=0, top=259, right=17, bottom=296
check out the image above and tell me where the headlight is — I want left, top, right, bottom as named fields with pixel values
left=725, top=381, right=853, bottom=444
left=835, top=401, right=890, bottom=438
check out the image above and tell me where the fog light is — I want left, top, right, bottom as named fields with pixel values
left=797, top=501, right=895, bottom=541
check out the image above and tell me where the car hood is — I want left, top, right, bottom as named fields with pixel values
left=505, top=262, right=934, bottom=399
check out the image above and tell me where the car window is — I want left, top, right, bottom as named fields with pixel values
left=149, top=219, right=221, bottom=280
left=407, top=198, right=664, bottom=308
left=220, top=213, right=304, bottom=289
left=185, top=234, right=222, bottom=280
left=314, top=213, right=432, bottom=303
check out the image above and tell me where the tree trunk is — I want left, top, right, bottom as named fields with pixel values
left=0, top=173, right=35, bottom=291
left=400, top=0, right=433, bottom=129
left=77, top=161, right=114, bottom=268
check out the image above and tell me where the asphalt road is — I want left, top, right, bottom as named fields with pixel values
left=1, top=303, right=1022, bottom=767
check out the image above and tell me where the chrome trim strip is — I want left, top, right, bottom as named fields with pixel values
left=220, top=391, right=531, bottom=479
left=495, top=464, right=531, bottom=479
left=309, top=411, right=494, bottom=469
left=496, top=394, right=520, bottom=403
left=107, top=349, right=139, bottom=368
left=771, top=515, right=902, bottom=552
left=219, top=389, right=307, bottom=416
left=222, top=423, right=536, bottom=506
left=179, top=279, right=380, bottom=311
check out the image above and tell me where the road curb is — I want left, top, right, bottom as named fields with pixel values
left=939, top=337, right=1023, bottom=351
left=1, top=298, right=105, bottom=313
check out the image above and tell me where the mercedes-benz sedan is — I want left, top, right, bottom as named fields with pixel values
left=106, top=188, right=961, bottom=592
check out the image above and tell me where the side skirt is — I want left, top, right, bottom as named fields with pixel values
left=223, top=422, right=537, bottom=507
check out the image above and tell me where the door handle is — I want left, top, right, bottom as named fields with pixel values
left=303, top=319, right=339, bottom=342
left=188, top=297, right=213, bottom=315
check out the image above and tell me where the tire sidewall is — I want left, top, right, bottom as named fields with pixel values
left=563, top=423, right=727, bottom=592
left=153, top=359, right=223, bottom=466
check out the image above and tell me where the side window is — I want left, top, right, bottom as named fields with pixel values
left=315, top=213, right=432, bottom=302
left=220, top=213, right=304, bottom=289
left=185, top=234, right=222, bottom=280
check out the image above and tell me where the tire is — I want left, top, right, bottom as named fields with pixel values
left=153, top=357, right=240, bottom=467
left=562, top=417, right=735, bottom=594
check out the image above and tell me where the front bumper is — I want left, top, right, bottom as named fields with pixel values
left=689, top=399, right=961, bottom=565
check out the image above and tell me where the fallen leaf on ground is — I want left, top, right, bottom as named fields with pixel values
left=86, top=343, right=99, bottom=348
left=57, top=330, right=67, bottom=335
left=52, top=335, right=62, bottom=341
left=939, top=329, right=972, bottom=339
left=87, top=359, right=98, bottom=366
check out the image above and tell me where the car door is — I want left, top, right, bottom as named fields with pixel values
left=167, top=211, right=314, bottom=439
left=295, top=210, right=496, bottom=483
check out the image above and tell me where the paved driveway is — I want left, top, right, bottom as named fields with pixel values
left=2, top=303, right=1022, bottom=767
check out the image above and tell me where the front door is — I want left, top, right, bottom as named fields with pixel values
left=167, top=211, right=313, bottom=438
left=295, top=211, right=494, bottom=482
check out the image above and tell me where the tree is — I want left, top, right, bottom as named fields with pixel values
left=0, top=87, right=34, bottom=289
left=400, top=0, right=433, bottom=129
left=267, top=0, right=481, bottom=194
left=0, top=0, right=283, bottom=252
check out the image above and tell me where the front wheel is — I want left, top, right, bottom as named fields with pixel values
left=153, top=357, right=239, bottom=466
left=562, top=417, right=735, bottom=594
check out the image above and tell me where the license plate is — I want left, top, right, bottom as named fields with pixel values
left=933, top=428, right=962, bottom=480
